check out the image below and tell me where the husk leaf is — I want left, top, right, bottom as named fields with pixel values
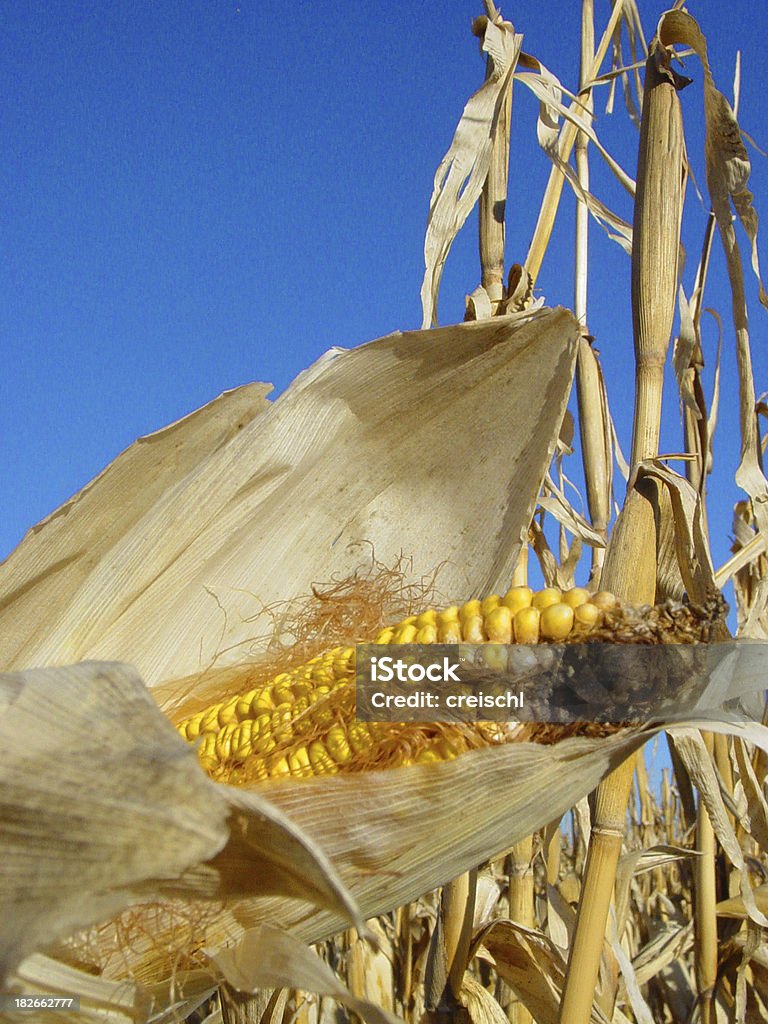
left=0, top=661, right=362, bottom=984
left=0, top=309, right=580, bottom=684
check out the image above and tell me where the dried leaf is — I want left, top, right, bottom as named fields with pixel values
left=631, top=922, right=693, bottom=987
left=540, top=473, right=606, bottom=548
left=0, top=662, right=361, bottom=984
left=421, top=19, right=522, bottom=327
left=732, top=739, right=768, bottom=851
left=670, top=728, right=768, bottom=927
left=460, top=973, right=509, bottom=1024
left=7, top=953, right=153, bottom=1024
left=610, top=919, right=654, bottom=1024
left=0, top=310, right=581, bottom=684
left=716, top=883, right=768, bottom=920
left=614, top=845, right=700, bottom=940
left=657, top=9, right=768, bottom=563
left=545, top=883, right=575, bottom=953
left=209, top=925, right=402, bottom=1024
left=637, top=460, right=717, bottom=604
left=477, top=920, right=610, bottom=1024
left=673, top=286, right=701, bottom=418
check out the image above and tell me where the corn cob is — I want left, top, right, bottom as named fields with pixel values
left=177, top=586, right=620, bottom=784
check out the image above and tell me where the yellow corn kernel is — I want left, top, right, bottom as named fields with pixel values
left=269, top=756, right=291, bottom=778
left=531, top=587, right=562, bottom=611
left=250, top=686, right=276, bottom=714
left=486, top=605, right=513, bottom=643
left=393, top=623, right=419, bottom=643
left=347, top=721, right=374, bottom=755
left=514, top=606, right=540, bottom=643
left=540, top=602, right=575, bottom=640
left=560, top=587, right=590, bottom=609
left=235, top=689, right=258, bottom=719
left=416, top=624, right=438, bottom=644
left=574, top=602, right=601, bottom=630
left=416, top=748, right=442, bottom=764
left=437, top=612, right=462, bottom=643
left=217, top=696, right=240, bottom=727
left=290, top=679, right=314, bottom=700
left=290, top=696, right=313, bottom=735
left=197, top=732, right=218, bottom=772
left=308, top=740, right=339, bottom=775
left=251, top=713, right=277, bottom=755
left=214, top=722, right=238, bottom=761
left=459, top=599, right=482, bottom=622
left=288, top=746, right=313, bottom=779
left=375, top=626, right=395, bottom=644
left=230, top=719, right=255, bottom=759
left=463, top=614, right=486, bottom=643
left=181, top=712, right=204, bottom=741
left=307, top=686, right=334, bottom=728
left=247, top=757, right=269, bottom=782
left=326, top=725, right=353, bottom=765
left=481, top=594, right=501, bottom=615
left=591, top=590, right=619, bottom=611
left=415, top=609, right=438, bottom=629
left=199, top=703, right=223, bottom=734
left=271, top=703, right=294, bottom=741
left=272, top=673, right=296, bottom=705
left=307, top=667, right=331, bottom=686
left=333, top=647, right=355, bottom=672
left=482, top=645, right=509, bottom=671
left=501, top=586, right=533, bottom=614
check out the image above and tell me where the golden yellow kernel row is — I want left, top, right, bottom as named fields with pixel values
left=178, top=586, right=618, bottom=781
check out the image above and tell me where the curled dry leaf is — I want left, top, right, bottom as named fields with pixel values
left=209, top=925, right=403, bottom=1024
left=673, top=285, right=701, bottom=419
left=614, top=845, right=701, bottom=945
left=0, top=308, right=581, bottom=684
left=475, top=920, right=611, bottom=1024
left=459, top=972, right=509, bottom=1024
left=539, top=472, right=606, bottom=549
left=670, top=728, right=768, bottom=927
left=5, top=655, right=768, bottom=1013
left=631, top=921, right=694, bottom=988
left=8, top=953, right=154, bottom=1024
left=0, top=661, right=361, bottom=986
left=716, top=883, right=768, bottom=920
left=657, top=9, right=768, bottom=569
left=656, top=11, right=767, bottom=305
left=421, top=18, right=522, bottom=328
left=515, top=52, right=635, bottom=253
left=635, top=460, right=717, bottom=605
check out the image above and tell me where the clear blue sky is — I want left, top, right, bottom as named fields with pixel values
left=2, top=1, right=767, bottom=599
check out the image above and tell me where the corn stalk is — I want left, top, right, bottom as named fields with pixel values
left=558, top=35, right=688, bottom=1024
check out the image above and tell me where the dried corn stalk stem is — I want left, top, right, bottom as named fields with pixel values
left=559, top=33, right=690, bottom=1020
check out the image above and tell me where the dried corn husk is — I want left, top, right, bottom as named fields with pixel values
left=0, top=661, right=361, bottom=984
left=0, top=308, right=580, bottom=683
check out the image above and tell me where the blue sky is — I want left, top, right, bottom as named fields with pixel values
left=2, top=1, right=767, bottom=601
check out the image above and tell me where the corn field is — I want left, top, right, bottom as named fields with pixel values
left=1, top=3, right=768, bottom=1024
